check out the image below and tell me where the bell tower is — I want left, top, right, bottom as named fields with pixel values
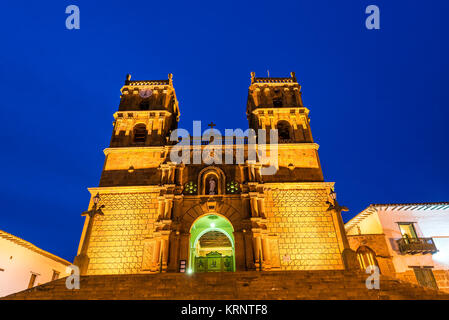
left=110, top=73, right=180, bottom=147
left=246, top=71, right=313, bottom=143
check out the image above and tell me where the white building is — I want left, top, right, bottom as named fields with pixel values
left=0, top=230, right=71, bottom=297
left=345, top=202, right=449, bottom=292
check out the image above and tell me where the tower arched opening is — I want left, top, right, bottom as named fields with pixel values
left=277, top=120, right=292, bottom=141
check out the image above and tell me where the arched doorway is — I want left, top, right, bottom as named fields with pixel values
left=189, top=214, right=235, bottom=273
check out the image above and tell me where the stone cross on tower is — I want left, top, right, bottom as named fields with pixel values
left=208, top=122, right=216, bottom=131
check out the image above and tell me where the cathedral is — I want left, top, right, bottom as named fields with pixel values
left=5, top=72, right=449, bottom=301
left=73, top=72, right=354, bottom=276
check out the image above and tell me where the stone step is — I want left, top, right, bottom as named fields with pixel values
left=3, top=270, right=449, bottom=300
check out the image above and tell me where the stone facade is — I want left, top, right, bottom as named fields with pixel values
left=265, top=186, right=343, bottom=270
left=74, top=72, right=350, bottom=276
left=85, top=189, right=160, bottom=275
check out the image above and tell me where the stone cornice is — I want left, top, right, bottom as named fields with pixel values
left=126, top=80, right=169, bottom=86
left=88, top=185, right=162, bottom=194
left=263, top=182, right=334, bottom=190
left=103, top=142, right=320, bottom=155
left=113, top=110, right=173, bottom=120
left=252, top=77, right=296, bottom=84
left=251, top=106, right=310, bottom=115
left=104, top=146, right=165, bottom=155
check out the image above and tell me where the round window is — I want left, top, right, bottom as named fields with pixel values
left=184, top=181, right=197, bottom=195
left=226, top=181, right=240, bottom=194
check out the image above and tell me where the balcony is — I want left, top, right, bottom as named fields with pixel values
left=397, top=237, right=438, bottom=255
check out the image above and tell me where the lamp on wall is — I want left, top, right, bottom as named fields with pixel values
left=93, top=193, right=101, bottom=205
left=73, top=192, right=105, bottom=275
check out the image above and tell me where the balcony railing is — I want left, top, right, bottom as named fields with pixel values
left=397, top=237, right=438, bottom=255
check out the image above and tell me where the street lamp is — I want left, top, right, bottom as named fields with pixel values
left=93, top=193, right=100, bottom=205
left=326, top=189, right=346, bottom=212
left=73, top=192, right=105, bottom=275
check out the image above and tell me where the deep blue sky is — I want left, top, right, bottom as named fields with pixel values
left=0, top=1, right=448, bottom=261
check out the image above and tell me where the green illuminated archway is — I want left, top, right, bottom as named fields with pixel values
left=189, top=214, right=235, bottom=272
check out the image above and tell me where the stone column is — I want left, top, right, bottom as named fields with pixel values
left=164, top=196, right=174, bottom=220
left=243, top=230, right=255, bottom=270
left=157, top=118, right=163, bottom=135
left=157, top=197, right=165, bottom=220
left=283, top=87, right=291, bottom=106
left=179, top=233, right=190, bottom=269
left=260, top=116, right=266, bottom=130
left=249, top=193, right=259, bottom=217
left=159, top=167, right=166, bottom=184
left=163, top=89, right=169, bottom=108
left=170, top=163, right=178, bottom=184
left=152, top=238, right=162, bottom=272
left=161, top=232, right=170, bottom=272
left=168, top=231, right=180, bottom=272
left=290, top=117, right=298, bottom=142
left=293, top=87, right=301, bottom=106
left=261, top=235, right=271, bottom=271
left=254, top=165, right=262, bottom=183
left=178, top=165, right=185, bottom=186
left=257, top=197, right=266, bottom=218
left=268, top=116, right=274, bottom=130
left=263, top=87, right=271, bottom=107
left=238, top=165, right=245, bottom=184
left=234, top=231, right=246, bottom=271
left=253, top=88, right=260, bottom=107
left=252, top=234, right=263, bottom=271
left=248, top=163, right=256, bottom=182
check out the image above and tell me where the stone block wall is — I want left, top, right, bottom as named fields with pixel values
left=395, top=269, right=449, bottom=293
left=265, top=186, right=343, bottom=270
left=434, top=270, right=449, bottom=293
left=85, top=191, right=159, bottom=275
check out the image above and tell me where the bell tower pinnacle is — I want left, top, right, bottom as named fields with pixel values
left=110, top=73, right=180, bottom=147
left=247, top=71, right=313, bottom=143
